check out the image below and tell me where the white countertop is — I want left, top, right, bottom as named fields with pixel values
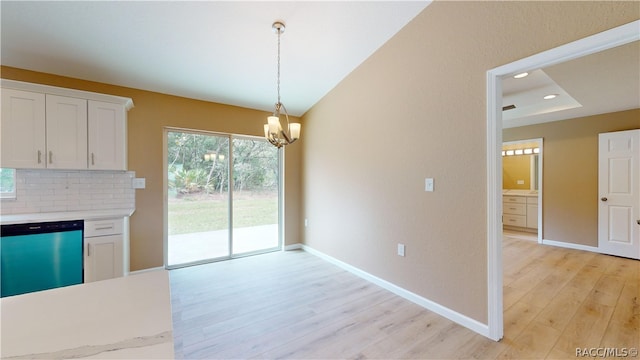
left=0, top=209, right=135, bottom=225
left=502, top=189, right=538, bottom=197
left=0, top=270, right=174, bottom=359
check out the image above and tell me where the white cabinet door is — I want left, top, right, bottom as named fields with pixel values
left=85, top=234, right=124, bottom=282
left=45, top=95, right=88, bottom=169
left=1, top=89, right=46, bottom=168
left=88, top=101, right=126, bottom=170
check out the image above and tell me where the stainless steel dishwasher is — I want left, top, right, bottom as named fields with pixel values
left=1, top=220, right=84, bottom=297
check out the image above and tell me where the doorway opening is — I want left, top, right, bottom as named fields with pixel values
left=485, top=20, right=639, bottom=341
left=164, top=129, right=281, bottom=268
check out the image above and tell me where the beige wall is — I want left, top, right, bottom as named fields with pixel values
left=503, top=155, right=533, bottom=190
left=302, top=1, right=639, bottom=324
left=1, top=66, right=302, bottom=271
left=504, top=109, right=639, bottom=246
left=2, top=0, right=637, bottom=328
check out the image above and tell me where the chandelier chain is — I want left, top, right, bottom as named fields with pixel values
left=276, top=27, right=281, bottom=105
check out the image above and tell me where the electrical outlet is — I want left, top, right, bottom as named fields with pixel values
left=397, top=244, right=405, bottom=257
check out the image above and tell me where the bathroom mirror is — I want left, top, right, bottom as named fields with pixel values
left=502, top=139, right=541, bottom=191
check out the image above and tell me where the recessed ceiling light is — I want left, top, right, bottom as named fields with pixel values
left=543, top=94, right=558, bottom=100
left=513, top=72, right=529, bottom=79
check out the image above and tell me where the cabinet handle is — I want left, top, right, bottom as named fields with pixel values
left=87, top=243, right=91, bottom=257
left=637, top=220, right=640, bottom=225
left=48, top=151, right=53, bottom=164
left=601, top=197, right=608, bottom=202
left=37, top=150, right=42, bottom=164
left=95, top=226, right=114, bottom=231
left=91, top=153, right=95, bottom=165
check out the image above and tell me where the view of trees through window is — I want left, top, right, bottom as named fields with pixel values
left=0, top=168, right=16, bottom=199
left=167, top=131, right=278, bottom=237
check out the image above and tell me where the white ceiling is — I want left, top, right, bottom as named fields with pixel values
left=502, top=40, right=640, bottom=128
left=3, top=2, right=637, bottom=125
left=1, top=1, right=431, bottom=117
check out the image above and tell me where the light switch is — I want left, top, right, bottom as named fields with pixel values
left=397, top=244, right=405, bottom=257
left=425, top=178, right=434, bottom=192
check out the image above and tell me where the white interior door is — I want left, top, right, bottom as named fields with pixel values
left=598, top=129, right=640, bottom=259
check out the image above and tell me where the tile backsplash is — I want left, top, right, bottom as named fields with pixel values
left=1, top=170, right=135, bottom=215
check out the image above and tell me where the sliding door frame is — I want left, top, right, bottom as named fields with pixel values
left=163, top=127, right=283, bottom=269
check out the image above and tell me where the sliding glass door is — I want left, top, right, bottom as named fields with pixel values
left=231, top=137, right=279, bottom=255
left=166, top=130, right=281, bottom=267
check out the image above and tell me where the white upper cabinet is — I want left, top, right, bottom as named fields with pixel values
left=0, top=80, right=133, bottom=171
left=88, top=101, right=126, bottom=170
left=1, top=89, right=46, bottom=168
left=45, top=94, right=88, bottom=169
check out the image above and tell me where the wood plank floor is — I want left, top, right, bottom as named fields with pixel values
left=170, top=233, right=639, bottom=359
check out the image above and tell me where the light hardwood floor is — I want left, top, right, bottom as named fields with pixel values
left=170, top=234, right=639, bottom=359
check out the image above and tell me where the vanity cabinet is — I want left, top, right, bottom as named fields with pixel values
left=84, top=218, right=126, bottom=283
left=503, top=194, right=538, bottom=231
left=503, top=196, right=527, bottom=227
left=526, top=196, right=538, bottom=229
left=0, top=80, right=132, bottom=170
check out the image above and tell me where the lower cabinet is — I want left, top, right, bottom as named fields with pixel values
left=503, top=195, right=538, bottom=232
left=84, top=218, right=125, bottom=283
left=526, top=198, right=538, bottom=229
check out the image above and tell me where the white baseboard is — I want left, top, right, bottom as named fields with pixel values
left=129, top=266, right=165, bottom=276
left=542, top=239, right=600, bottom=253
left=284, top=243, right=302, bottom=251
left=299, top=244, right=491, bottom=339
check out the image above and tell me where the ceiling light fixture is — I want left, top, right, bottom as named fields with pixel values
left=264, top=21, right=301, bottom=148
left=513, top=72, right=529, bottom=79
left=543, top=94, right=558, bottom=100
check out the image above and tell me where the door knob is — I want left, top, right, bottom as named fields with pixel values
left=601, top=197, right=608, bottom=202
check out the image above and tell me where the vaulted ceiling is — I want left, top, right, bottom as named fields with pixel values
left=2, top=2, right=637, bottom=125
left=1, top=1, right=431, bottom=116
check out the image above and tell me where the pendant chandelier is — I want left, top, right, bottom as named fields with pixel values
left=263, top=21, right=301, bottom=148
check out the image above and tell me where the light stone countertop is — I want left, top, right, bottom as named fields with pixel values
left=0, top=270, right=174, bottom=359
left=0, top=209, right=135, bottom=225
left=502, top=189, right=538, bottom=197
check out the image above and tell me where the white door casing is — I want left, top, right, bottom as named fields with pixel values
left=598, top=129, right=640, bottom=259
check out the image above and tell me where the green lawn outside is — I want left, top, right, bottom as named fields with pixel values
left=168, top=193, right=278, bottom=235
